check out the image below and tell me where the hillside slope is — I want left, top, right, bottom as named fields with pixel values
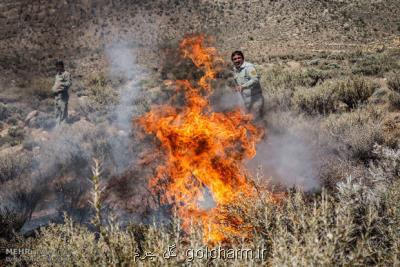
left=1, top=0, right=399, bottom=79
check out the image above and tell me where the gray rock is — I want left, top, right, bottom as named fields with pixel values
left=25, top=110, right=38, bottom=124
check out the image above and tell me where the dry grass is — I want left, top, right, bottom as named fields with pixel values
left=16, top=77, right=55, bottom=100
left=10, top=149, right=400, bottom=266
left=78, top=72, right=119, bottom=121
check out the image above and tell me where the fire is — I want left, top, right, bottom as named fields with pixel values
left=137, top=35, right=264, bottom=243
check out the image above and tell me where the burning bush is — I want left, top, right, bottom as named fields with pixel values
left=137, top=35, right=265, bottom=243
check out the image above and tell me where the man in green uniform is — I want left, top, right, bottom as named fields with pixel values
left=52, top=60, right=71, bottom=125
left=231, top=51, right=264, bottom=121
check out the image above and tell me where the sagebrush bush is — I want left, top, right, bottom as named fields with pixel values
left=14, top=168, right=400, bottom=266
left=79, top=72, right=118, bottom=119
left=388, top=91, right=400, bottom=110
left=259, top=66, right=330, bottom=111
left=0, top=152, right=31, bottom=184
left=335, top=76, right=377, bottom=108
left=292, top=77, right=378, bottom=115
left=259, top=66, right=297, bottom=110
left=292, top=83, right=337, bottom=114
left=87, top=83, right=118, bottom=108
left=387, top=71, right=400, bottom=93
left=29, top=77, right=54, bottom=100
left=351, top=53, right=399, bottom=76
left=322, top=107, right=385, bottom=162
left=3, top=126, right=25, bottom=146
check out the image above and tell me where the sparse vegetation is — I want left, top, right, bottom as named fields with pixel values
left=30, top=77, right=54, bottom=100
left=351, top=53, right=399, bottom=76
left=2, top=1, right=400, bottom=265
left=12, top=151, right=400, bottom=266
left=78, top=72, right=119, bottom=121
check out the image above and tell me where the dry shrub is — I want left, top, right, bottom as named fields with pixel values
left=0, top=207, right=30, bottom=240
left=351, top=53, right=399, bottom=76
left=322, top=107, right=385, bottom=162
left=14, top=165, right=400, bottom=266
left=28, top=77, right=54, bottom=100
left=387, top=71, right=400, bottom=93
left=0, top=103, right=10, bottom=121
left=0, top=152, right=31, bottom=184
left=292, top=83, right=337, bottom=115
left=86, top=73, right=118, bottom=107
left=0, top=191, right=40, bottom=240
left=292, top=77, right=378, bottom=115
left=260, top=66, right=329, bottom=111
left=335, top=76, right=378, bottom=108
left=79, top=72, right=118, bottom=118
left=0, top=153, right=39, bottom=240
left=388, top=91, right=400, bottom=110
left=2, top=126, right=25, bottom=146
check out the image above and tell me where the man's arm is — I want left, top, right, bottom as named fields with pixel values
left=55, top=72, right=72, bottom=93
left=240, top=66, right=259, bottom=90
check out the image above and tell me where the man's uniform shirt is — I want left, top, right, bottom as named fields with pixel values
left=233, top=61, right=262, bottom=101
left=52, top=71, right=72, bottom=100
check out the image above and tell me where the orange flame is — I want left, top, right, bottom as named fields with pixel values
left=138, top=35, right=264, bottom=243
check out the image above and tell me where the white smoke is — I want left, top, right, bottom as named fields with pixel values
left=247, top=128, right=321, bottom=191
left=105, top=42, right=146, bottom=130
left=211, top=85, right=321, bottom=191
left=105, top=42, right=148, bottom=173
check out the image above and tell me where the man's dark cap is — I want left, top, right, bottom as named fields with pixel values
left=55, top=60, right=64, bottom=66
left=231, top=51, right=244, bottom=60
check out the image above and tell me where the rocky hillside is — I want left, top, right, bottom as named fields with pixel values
left=1, top=0, right=399, bottom=79
left=1, top=2, right=400, bottom=265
